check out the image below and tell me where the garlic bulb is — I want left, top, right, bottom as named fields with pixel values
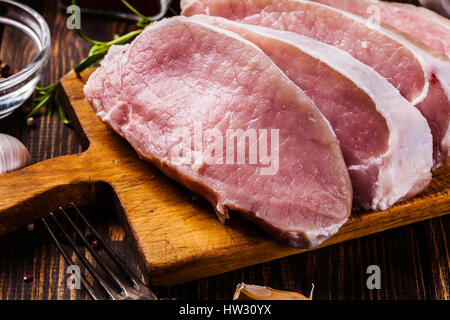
left=0, top=133, right=31, bottom=174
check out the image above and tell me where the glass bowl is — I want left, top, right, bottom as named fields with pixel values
left=0, top=0, right=50, bottom=119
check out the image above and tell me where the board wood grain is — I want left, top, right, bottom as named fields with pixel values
left=0, top=69, right=448, bottom=286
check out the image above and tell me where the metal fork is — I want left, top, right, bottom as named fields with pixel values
left=42, top=203, right=157, bottom=300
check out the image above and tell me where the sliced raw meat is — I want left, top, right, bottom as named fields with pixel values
left=310, top=0, right=450, bottom=57
left=84, top=17, right=353, bottom=248
left=181, top=0, right=450, bottom=168
left=192, top=15, right=433, bottom=210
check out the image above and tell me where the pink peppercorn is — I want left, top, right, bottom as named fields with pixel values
left=23, top=274, right=33, bottom=282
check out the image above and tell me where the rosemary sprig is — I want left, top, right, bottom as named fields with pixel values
left=73, top=29, right=144, bottom=75
left=28, top=0, right=165, bottom=124
left=122, top=0, right=154, bottom=28
left=27, top=82, right=69, bottom=124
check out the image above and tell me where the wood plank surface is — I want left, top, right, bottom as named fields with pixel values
left=0, top=0, right=448, bottom=300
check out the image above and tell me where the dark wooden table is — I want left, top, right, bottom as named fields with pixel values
left=0, top=0, right=448, bottom=300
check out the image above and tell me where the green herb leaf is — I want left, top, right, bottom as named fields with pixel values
left=29, top=0, right=172, bottom=124
left=107, top=29, right=143, bottom=45
left=74, top=49, right=108, bottom=74
left=121, top=0, right=152, bottom=21
left=56, top=98, right=70, bottom=125
left=26, top=91, right=53, bottom=118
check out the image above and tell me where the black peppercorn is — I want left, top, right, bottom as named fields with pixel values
left=0, top=60, right=12, bottom=79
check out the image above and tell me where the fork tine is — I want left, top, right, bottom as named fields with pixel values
left=70, top=203, right=155, bottom=294
left=42, top=217, right=101, bottom=300
left=47, top=212, right=121, bottom=300
left=58, top=207, right=132, bottom=296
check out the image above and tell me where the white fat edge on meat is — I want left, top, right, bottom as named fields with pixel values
left=183, top=0, right=449, bottom=99
left=180, top=0, right=198, bottom=11
left=182, top=0, right=450, bottom=31
left=297, top=0, right=450, bottom=164
left=131, top=17, right=346, bottom=234
left=181, top=0, right=212, bottom=15
left=291, top=1, right=429, bottom=106
left=228, top=21, right=433, bottom=210
left=183, top=1, right=448, bottom=155
left=298, top=0, right=450, bottom=160
left=177, top=17, right=346, bottom=228
left=84, top=16, right=350, bottom=245
left=144, top=16, right=336, bottom=145
left=150, top=16, right=337, bottom=139
left=375, top=0, right=450, bottom=31
left=301, top=0, right=450, bottom=98
left=246, top=24, right=433, bottom=210
left=354, top=0, right=450, bottom=31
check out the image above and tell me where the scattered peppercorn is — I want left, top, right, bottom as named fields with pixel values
left=22, top=274, right=33, bottom=282
left=26, top=117, right=36, bottom=128
left=86, top=234, right=99, bottom=249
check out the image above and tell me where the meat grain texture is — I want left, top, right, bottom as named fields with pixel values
left=311, top=0, right=450, bottom=57
left=182, top=0, right=450, bottom=169
left=84, top=17, right=353, bottom=248
left=191, top=15, right=433, bottom=211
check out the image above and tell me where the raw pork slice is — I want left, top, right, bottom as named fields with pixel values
left=310, top=0, right=450, bottom=57
left=84, top=17, right=353, bottom=248
left=191, top=15, right=433, bottom=210
left=181, top=0, right=450, bottom=168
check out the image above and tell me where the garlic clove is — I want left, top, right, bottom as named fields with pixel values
left=0, top=133, right=31, bottom=174
left=233, top=283, right=311, bottom=300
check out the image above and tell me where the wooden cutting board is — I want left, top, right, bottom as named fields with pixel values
left=0, top=69, right=449, bottom=286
